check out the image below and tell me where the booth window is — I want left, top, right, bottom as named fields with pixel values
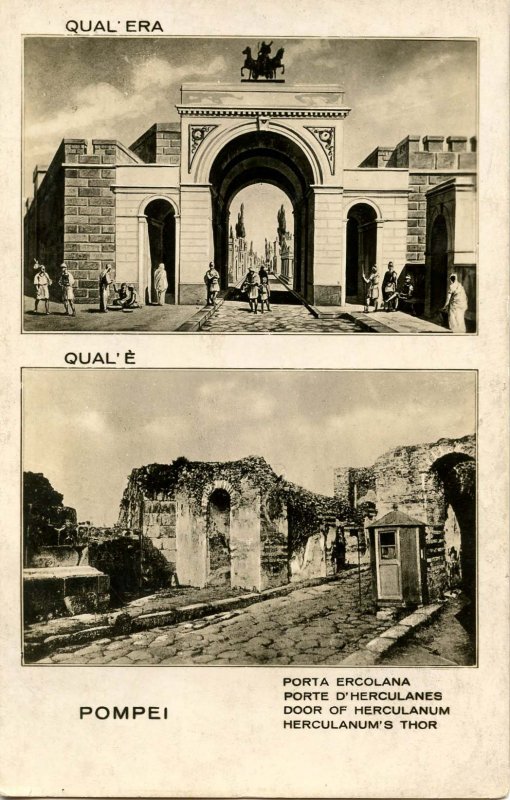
left=379, top=530, right=397, bottom=559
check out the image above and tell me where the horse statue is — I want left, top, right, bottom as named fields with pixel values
left=268, top=47, right=285, bottom=80
left=241, top=47, right=257, bottom=79
left=241, top=44, right=285, bottom=81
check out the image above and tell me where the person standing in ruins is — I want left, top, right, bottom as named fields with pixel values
left=33, top=263, right=52, bottom=314
left=58, top=263, right=76, bottom=316
left=99, top=264, right=113, bottom=312
left=154, top=262, right=168, bottom=306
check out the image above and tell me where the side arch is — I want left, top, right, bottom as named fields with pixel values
left=343, top=196, right=383, bottom=221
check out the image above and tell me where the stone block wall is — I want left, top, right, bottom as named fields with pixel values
left=141, top=499, right=177, bottom=571
left=358, top=135, right=477, bottom=276
left=63, top=140, right=139, bottom=302
left=312, top=189, right=344, bottom=305
left=334, top=466, right=376, bottom=507
left=25, top=138, right=141, bottom=303
left=130, top=123, right=181, bottom=165
left=389, top=135, right=477, bottom=268
left=260, top=496, right=288, bottom=589
left=358, top=146, right=394, bottom=168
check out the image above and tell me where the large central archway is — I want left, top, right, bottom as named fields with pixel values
left=208, top=130, right=316, bottom=300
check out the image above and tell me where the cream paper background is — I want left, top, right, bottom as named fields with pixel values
left=0, top=0, right=509, bottom=797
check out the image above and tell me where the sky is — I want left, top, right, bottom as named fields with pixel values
left=23, top=37, right=477, bottom=199
left=23, top=370, right=476, bottom=526
left=230, top=186, right=292, bottom=258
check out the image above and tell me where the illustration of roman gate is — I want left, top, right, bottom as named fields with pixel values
left=118, top=457, right=361, bottom=592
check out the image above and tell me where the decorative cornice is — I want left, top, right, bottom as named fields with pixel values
left=177, top=106, right=350, bottom=120
left=188, top=124, right=218, bottom=171
left=305, top=127, right=335, bottom=174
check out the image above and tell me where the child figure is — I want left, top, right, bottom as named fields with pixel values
left=258, top=276, right=271, bottom=313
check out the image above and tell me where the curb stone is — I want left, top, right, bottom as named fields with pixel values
left=339, top=602, right=444, bottom=665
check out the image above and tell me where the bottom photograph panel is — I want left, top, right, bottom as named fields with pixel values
left=22, top=369, right=476, bottom=667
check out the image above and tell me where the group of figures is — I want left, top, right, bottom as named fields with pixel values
left=362, top=262, right=468, bottom=333
left=241, top=266, right=272, bottom=313
left=32, top=261, right=171, bottom=315
left=33, top=261, right=75, bottom=316
left=204, top=262, right=272, bottom=313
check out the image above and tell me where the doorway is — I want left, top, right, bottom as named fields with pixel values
left=346, top=204, right=378, bottom=303
left=429, top=214, right=448, bottom=314
left=144, top=199, right=176, bottom=304
left=206, top=488, right=231, bottom=586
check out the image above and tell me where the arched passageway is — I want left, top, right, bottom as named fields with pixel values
left=431, top=452, right=476, bottom=633
left=346, top=203, right=378, bottom=303
left=144, top=199, right=176, bottom=305
left=429, top=214, right=449, bottom=315
left=206, top=488, right=231, bottom=586
left=209, top=131, right=315, bottom=300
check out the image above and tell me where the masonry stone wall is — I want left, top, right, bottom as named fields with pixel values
left=118, top=456, right=359, bottom=591
left=62, top=140, right=139, bottom=302
left=357, top=134, right=477, bottom=303
left=260, top=493, right=288, bottom=589
left=142, top=499, right=177, bottom=572
left=130, top=123, right=181, bottom=165
left=26, top=138, right=142, bottom=303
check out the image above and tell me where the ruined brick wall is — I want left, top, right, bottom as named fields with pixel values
left=334, top=434, right=476, bottom=601
left=260, top=490, right=288, bottom=589
left=142, top=499, right=177, bottom=573
left=130, top=123, right=181, bottom=165
left=118, top=456, right=360, bottom=590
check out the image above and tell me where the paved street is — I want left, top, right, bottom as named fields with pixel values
left=200, top=278, right=360, bottom=333
left=37, top=571, right=393, bottom=666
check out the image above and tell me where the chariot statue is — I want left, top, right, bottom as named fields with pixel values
left=241, top=42, right=285, bottom=81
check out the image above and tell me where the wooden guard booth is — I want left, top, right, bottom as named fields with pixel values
left=367, top=508, right=428, bottom=608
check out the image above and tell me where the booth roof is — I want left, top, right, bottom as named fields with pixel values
left=368, top=508, right=425, bottom=528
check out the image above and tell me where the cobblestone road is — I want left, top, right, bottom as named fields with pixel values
left=38, top=571, right=393, bottom=666
left=201, top=279, right=360, bottom=333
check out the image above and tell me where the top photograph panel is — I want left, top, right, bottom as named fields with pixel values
left=23, top=37, right=477, bottom=334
